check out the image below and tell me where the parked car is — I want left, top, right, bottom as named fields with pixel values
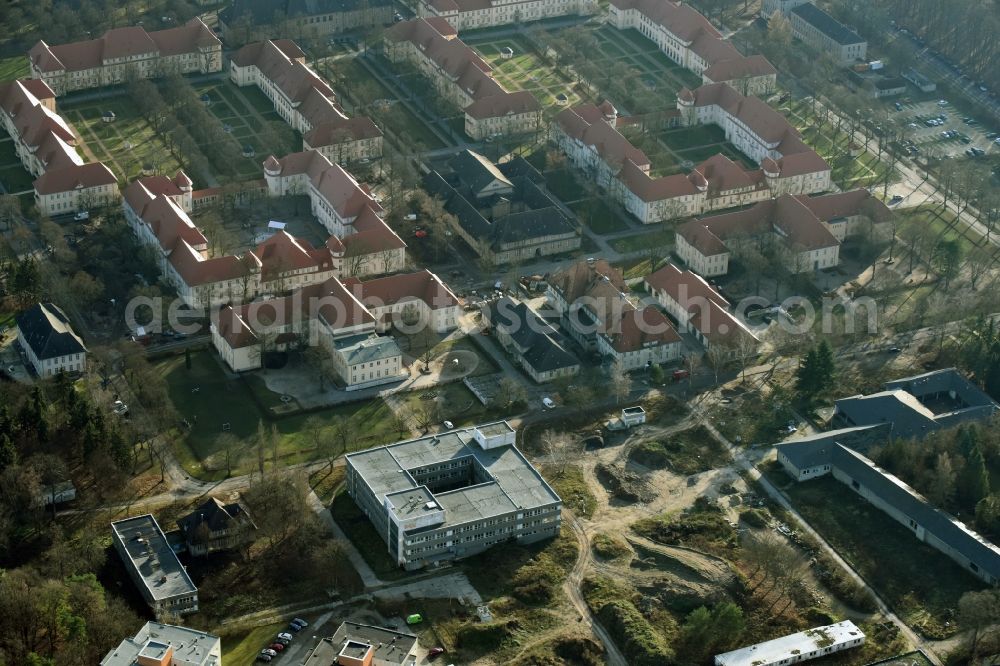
left=442, top=420, right=454, bottom=430
left=275, top=637, right=291, bottom=647
left=542, top=397, right=555, bottom=409
left=256, top=655, right=272, bottom=663
left=889, top=195, right=904, bottom=205
left=887, top=347, right=902, bottom=353
left=260, top=649, right=277, bottom=658
left=288, top=622, right=302, bottom=632
left=292, top=618, right=309, bottom=628
left=268, top=643, right=285, bottom=652
left=73, top=210, right=90, bottom=221
left=672, top=369, right=690, bottom=382
left=428, top=647, right=447, bottom=659
left=277, top=632, right=294, bottom=641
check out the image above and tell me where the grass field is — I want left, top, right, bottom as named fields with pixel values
left=219, top=622, right=285, bottom=664
left=0, top=56, right=29, bottom=82
left=62, top=96, right=185, bottom=183
left=158, top=349, right=398, bottom=479
left=610, top=229, right=673, bottom=254
left=469, top=36, right=586, bottom=114
left=782, top=475, right=985, bottom=639
left=894, top=203, right=983, bottom=255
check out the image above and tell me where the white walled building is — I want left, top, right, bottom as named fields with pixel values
left=789, top=3, right=867, bottom=65
left=230, top=39, right=382, bottom=163
left=715, top=621, right=865, bottom=666
left=28, top=19, right=222, bottom=95
left=101, top=623, right=221, bottom=666
left=609, top=0, right=777, bottom=95
left=345, top=269, right=461, bottom=334
left=418, top=0, right=597, bottom=30
left=15, top=303, right=87, bottom=377
left=675, top=190, right=892, bottom=277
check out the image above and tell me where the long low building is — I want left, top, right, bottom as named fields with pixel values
left=609, top=0, right=777, bottom=95
left=230, top=39, right=382, bottom=164
left=345, top=422, right=561, bottom=570
left=418, top=0, right=597, bottom=30
left=111, top=515, right=199, bottom=617
left=789, top=2, right=866, bottom=65
left=384, top=18, right=542, bottom=140
left=675, top=190, right=892, bottom=277
left=15, top=302, right=87, bottom=377
left=0, top=79, right=118, bottom=216
left=28, top=19, right=222, bottom=95
left=220, top=0, right=393, bottom=42
left=715, top=621, right=865, bottom=666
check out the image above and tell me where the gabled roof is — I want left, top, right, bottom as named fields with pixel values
left=221, top=0, right=392, bottom=26
left=702, top=55, right=777, bottom=83
left=605, top=305, right=681, bottom=353
left=303, top=115, right=382, bottom=148
left=790, top=2, right=865, bottom=46
left=485, top=297, right=580, bottom=373
left=645, top=263, right=757, bottom=344
left=313, top=163, right=383, bottom=220
left=15, top=303, right=86, bottom=360
left=33, top=162, right=117, bottom=195
left=345, top=269, right=459, bottom=310
left=28, top=18, right=219, bottom=74
left=177, top=497, right=256, bottom=537
left=555, top=105, right=651, bottom=170
left=549, top=259, right=627, bottom=304
left=449, top=150, right=513, bottom=194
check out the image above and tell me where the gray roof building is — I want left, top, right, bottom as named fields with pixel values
left=423, top=153, right=579, bottom=265
left=111, top=515, right=199, bottom=615
left=303, top=622, right=417, bottom=666
left=335, top=332, right=403, bottom=365
left=220, top=0, right=392, bottom=30
left=777, top=369, right=1000, bottom=585
left=15, top=302, right=86, bottom=361
left=485, top=296, right=580, bottom=382
left=345, top=422, right=561, bottom=570
left=789, top=2, right=863, bottom=45
left=833, top=368, right=999, bottom=439
left=101, top=622, right=220, bottom=666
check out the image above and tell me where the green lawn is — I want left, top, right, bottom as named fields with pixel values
left=158, top=350, right=399, bottom=479
left=610, top=229, right=673, bottom=254
left=544, top=168, right=587, bottom=202
left=62, top=97, right=184, bottom=182
left=570, top=197, right=629, bottom=234
left=658, top=125, right=726, bottom=151
left=397, top=382, right=516, bottom=429
left=219, top=622, right=285, bottom=664
left=0, top=56, right=29, bottom=82
left=894, top=203, right=982, bottom=255
left=330, top=490, right=406, bottom=580
left=782, top=475, right=985, bottom=639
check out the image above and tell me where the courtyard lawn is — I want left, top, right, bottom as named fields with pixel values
left=397, top=382, right=517, bottom=430
left=782, top=475, right=985, bottom=639
left=62, top=97, right=185, bottom=183
left=544, top=168, right=587, bottom=202
left=469, top=36, right=586, bottom=115
left=158, top=349, right=399, bottom=480
left=570, top=198, right=629, bottom=235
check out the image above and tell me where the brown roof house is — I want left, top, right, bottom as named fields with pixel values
left=547, top=259, right=681, bottom=370
left=418, top=0, right=597, bottom=31
left=178, top=497, right=257, bottom=557
left=28, top=18, right=222, bottom=95
left=675, top=190, right=891, bottom=277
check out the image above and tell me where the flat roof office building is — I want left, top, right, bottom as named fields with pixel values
left=111, top=515, right=199, bottom=617
left=345, top=422, right=561, bottom=570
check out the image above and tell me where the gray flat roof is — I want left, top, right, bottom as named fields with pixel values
left=111, top=515, right=197, bottom=602
left=385, top=486, right=438, bottom=517
left=101, top=623, right=220, bottom=666
left=303, top=622, right=417, bottom=666
left=335, top=333, right=401, bottom=365
left=347, top=423, right=559, bottom=530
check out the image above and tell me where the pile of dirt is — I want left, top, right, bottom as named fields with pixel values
left=637, top=578, right=730, bottom=615
left=595, top=462, right=656, bottom=503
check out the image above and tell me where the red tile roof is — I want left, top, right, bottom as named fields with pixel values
left=702, top=55, right=777, bottom=84
left=32, top=162, right=116, bottom=195
left=303, top=116, right=383, bottom=147
left=29, top=18, right=219, bottom=73
left=345, top=269, right=458, bottom=310
left=556, top=105, right=651, bottom=171
left=645, top=263, right=756, bottom=344
left=605, top=306, right=681, bottom=353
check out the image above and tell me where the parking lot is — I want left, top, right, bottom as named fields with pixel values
left=893, top=98, right=999, bottom=158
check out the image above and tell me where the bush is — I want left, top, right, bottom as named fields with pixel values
left=592, top=533, right=631, bottom=561
left=739, top=508, right=769, bottom=528
left=582, top=577, right=675, bottom=666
